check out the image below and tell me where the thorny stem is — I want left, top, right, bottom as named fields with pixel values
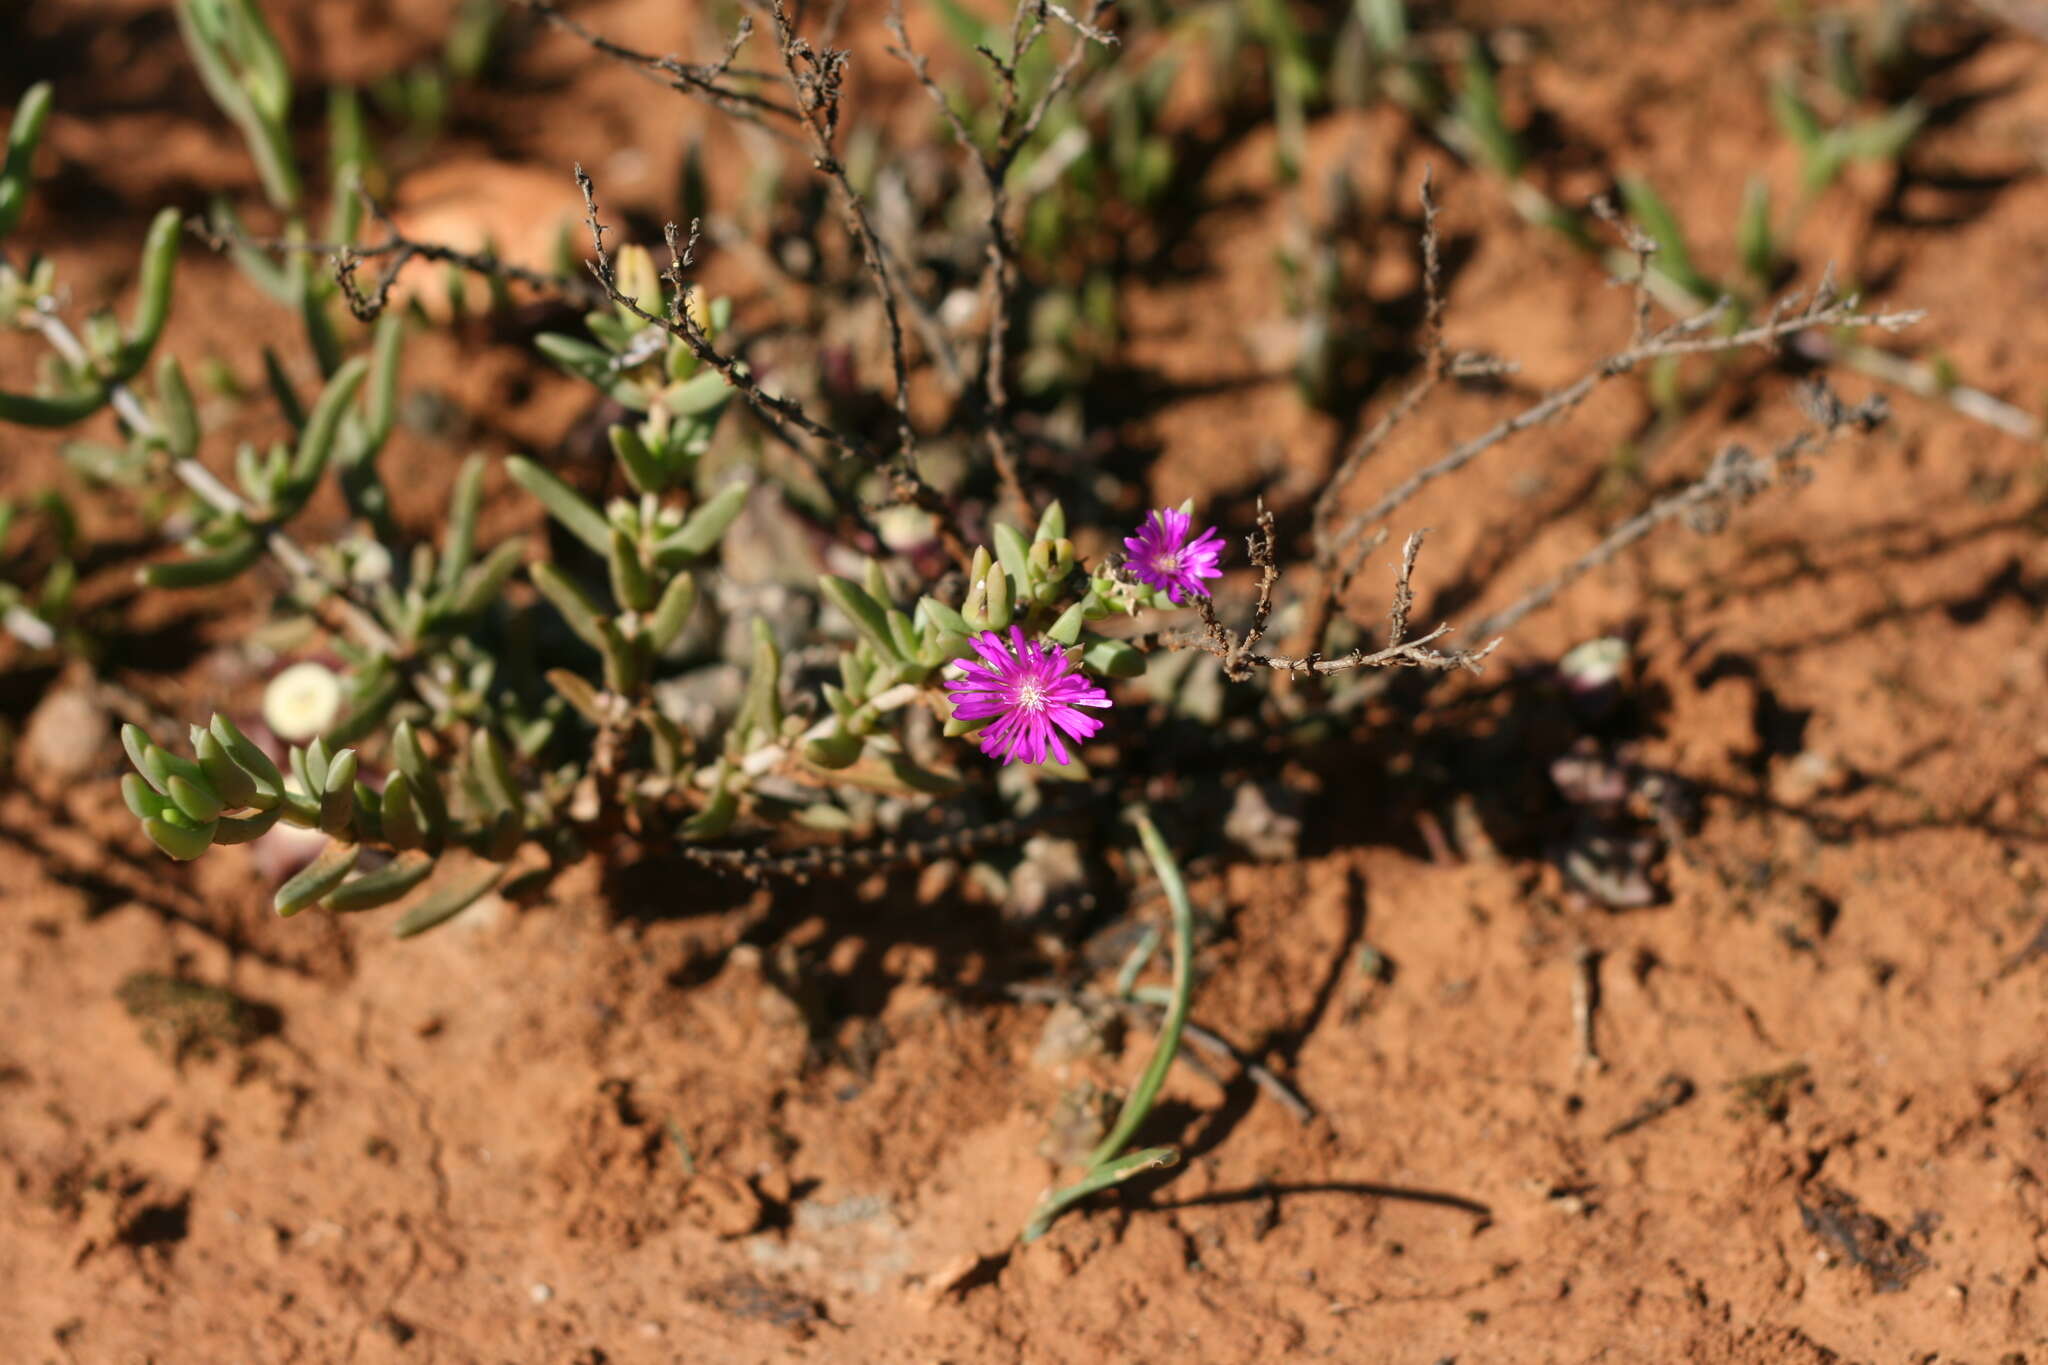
left=766, top=2, right=921, bottom=475
left=518, top=0, right=984, bottom=558
left=888, top=0, right=1118, bottom=525
left=1168, top=507, right=1496, bottom=678
left=190, top=201, right=608, bottom=322
left=23, top=300, right=453, bottom=711
left=1309, top=170, right=1450, bottom=567
left=1301, top=176, right=1921, bottom=667
left=572, top=169, right=957, bottom=562
left=1302, top=170, right=1496, bottom=659
left=1022, top=808, right=1192, bottom=1243
left=1800, top=333, right=2043, bottom=442
left=1324, top=278, right=1922, bottom=587
left=1389, top=78, right=2039, bottom=446
left=1458, top=380, right=1888, bottom=643
left=509, top=0, right=802, bottom=131
left=676, top=772, right=1128, bottom=882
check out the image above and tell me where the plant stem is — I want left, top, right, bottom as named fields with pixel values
left=1020, top=808, right=1194, bottom=1243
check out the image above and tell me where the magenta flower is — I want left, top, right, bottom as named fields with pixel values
left=1124, top=507, right=1225, bottom=603
left=947, top=627, right=1112, bottom=766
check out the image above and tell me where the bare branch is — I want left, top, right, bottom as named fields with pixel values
left=1386, top=528, right=1423, bottom=649
left=575, top=167, right=968, bottom=565
left=1590, top=192, right=1659, bottom=347
left=1311, top=170, right=1452, bottom=570
left=1012, top=2, right=1117, bottom=149
left=1326, top=281, right=1922, bottom=586
left=509, top=0, right=801, bottom=132
left=766, top=0, right=920, bottom=465
left=887, top=0, right=1116, bottom=525
left=189, top=195, right=606, bottom=319
left=576, top=169, right=848, bottom=462
left=1460, top=380, right=1891, bottom=644
left=1173, top=508, right=1493, bottom=679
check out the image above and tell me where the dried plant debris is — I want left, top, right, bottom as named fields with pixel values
left=1601, top=1073, right=1696, bottom=1141
left=1727, top=1062, right=1812, bottom=1124
left=689, top=1274, right=824, bottom=1334
left=1797, top=1182, right=1937, bottom=1293
left=116, top=972, right=279, bottom=1063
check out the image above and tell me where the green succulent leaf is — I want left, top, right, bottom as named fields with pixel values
left=213, top=806, right=284, bottom=845
left=1082, top=635, right=1147, bottom=678
left=112, top=208, right=181, bottom=380
left=609, top=423, right=668, bottom=495
left=156, top=355, right=201, bottom=460
left=653, top=481, right=749, bottom=567
left=325, top=854, right=436, bottom=912
left=646, top=570, right=698, bottom=652
left=1046, top=600, right=1088, bottom=647
left=166, top=773, right=225, bottom=824
left=0, top=386, right=108, bottom=428
left=319, top=748, right=360, bottom=835
left=918, top=595, right=971, bottom=636
left=534, top=332, right=646, bottom=409
left=820, top=575, right=902, bottom=661
left=446, top=539, right=526, bottom=619
left=507, top=455, right=612, bottom=555
left=470, top=730, right=522, bottom=819
left=531, top=561, right=609, bottom=649
left=0, top=82, right=54, bottom=239
left=993, top=522, right=1033, bottom=590
left=390, top=721, right=449, bottom=835
left=145, top=811, right=218, bottom=862
left=392, top=864, right=504, bottom=938
left=664, top=368, right=732, bottom=418
left=380, top=771, right=425, bottom=851
left=210, top=714, right=285, bottom=806
left=142, top=532, right=263, bottom=589
left=275, top=842, right=361, bottom=916
left=802, top=729, right=863, bottom=769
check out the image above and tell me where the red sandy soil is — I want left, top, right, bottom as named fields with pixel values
left=4, top=2, right=2048, bottom=1361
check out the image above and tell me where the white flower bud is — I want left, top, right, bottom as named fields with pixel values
left=263, top=662, right=343, bottom=742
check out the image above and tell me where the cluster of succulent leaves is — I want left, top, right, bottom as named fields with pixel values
left=0, top=83, right=156, bottom=647
left=0, top=3, right=1192, bottom=934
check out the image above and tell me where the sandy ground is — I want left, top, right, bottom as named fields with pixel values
left=5, top=1, right=2048, bottom=1360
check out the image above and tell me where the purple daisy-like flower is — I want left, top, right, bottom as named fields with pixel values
left=1124, top=507, right=1225, bottom=603
left=946, top=626, right=1112, bottom=766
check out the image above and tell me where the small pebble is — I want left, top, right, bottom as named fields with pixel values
left=19, top=684, right=110, bottom=784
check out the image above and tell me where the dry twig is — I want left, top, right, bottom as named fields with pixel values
left=1326, top=274, right=1920, bottom=590
left=1303, top=179, right=1919, bottom=669
left=510, top=0, right=800, bottom=130
left=189, top=198, right=606, bottom=321
left=887, top=0, right=1119, bottom=523
left=1167, top=504, right=1496, bottom=679
left=766, top=0, right=920, bottom=470
left=1459, top=380, right=1889, bottom=643
left=575, top=168, right=965, bottom=563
